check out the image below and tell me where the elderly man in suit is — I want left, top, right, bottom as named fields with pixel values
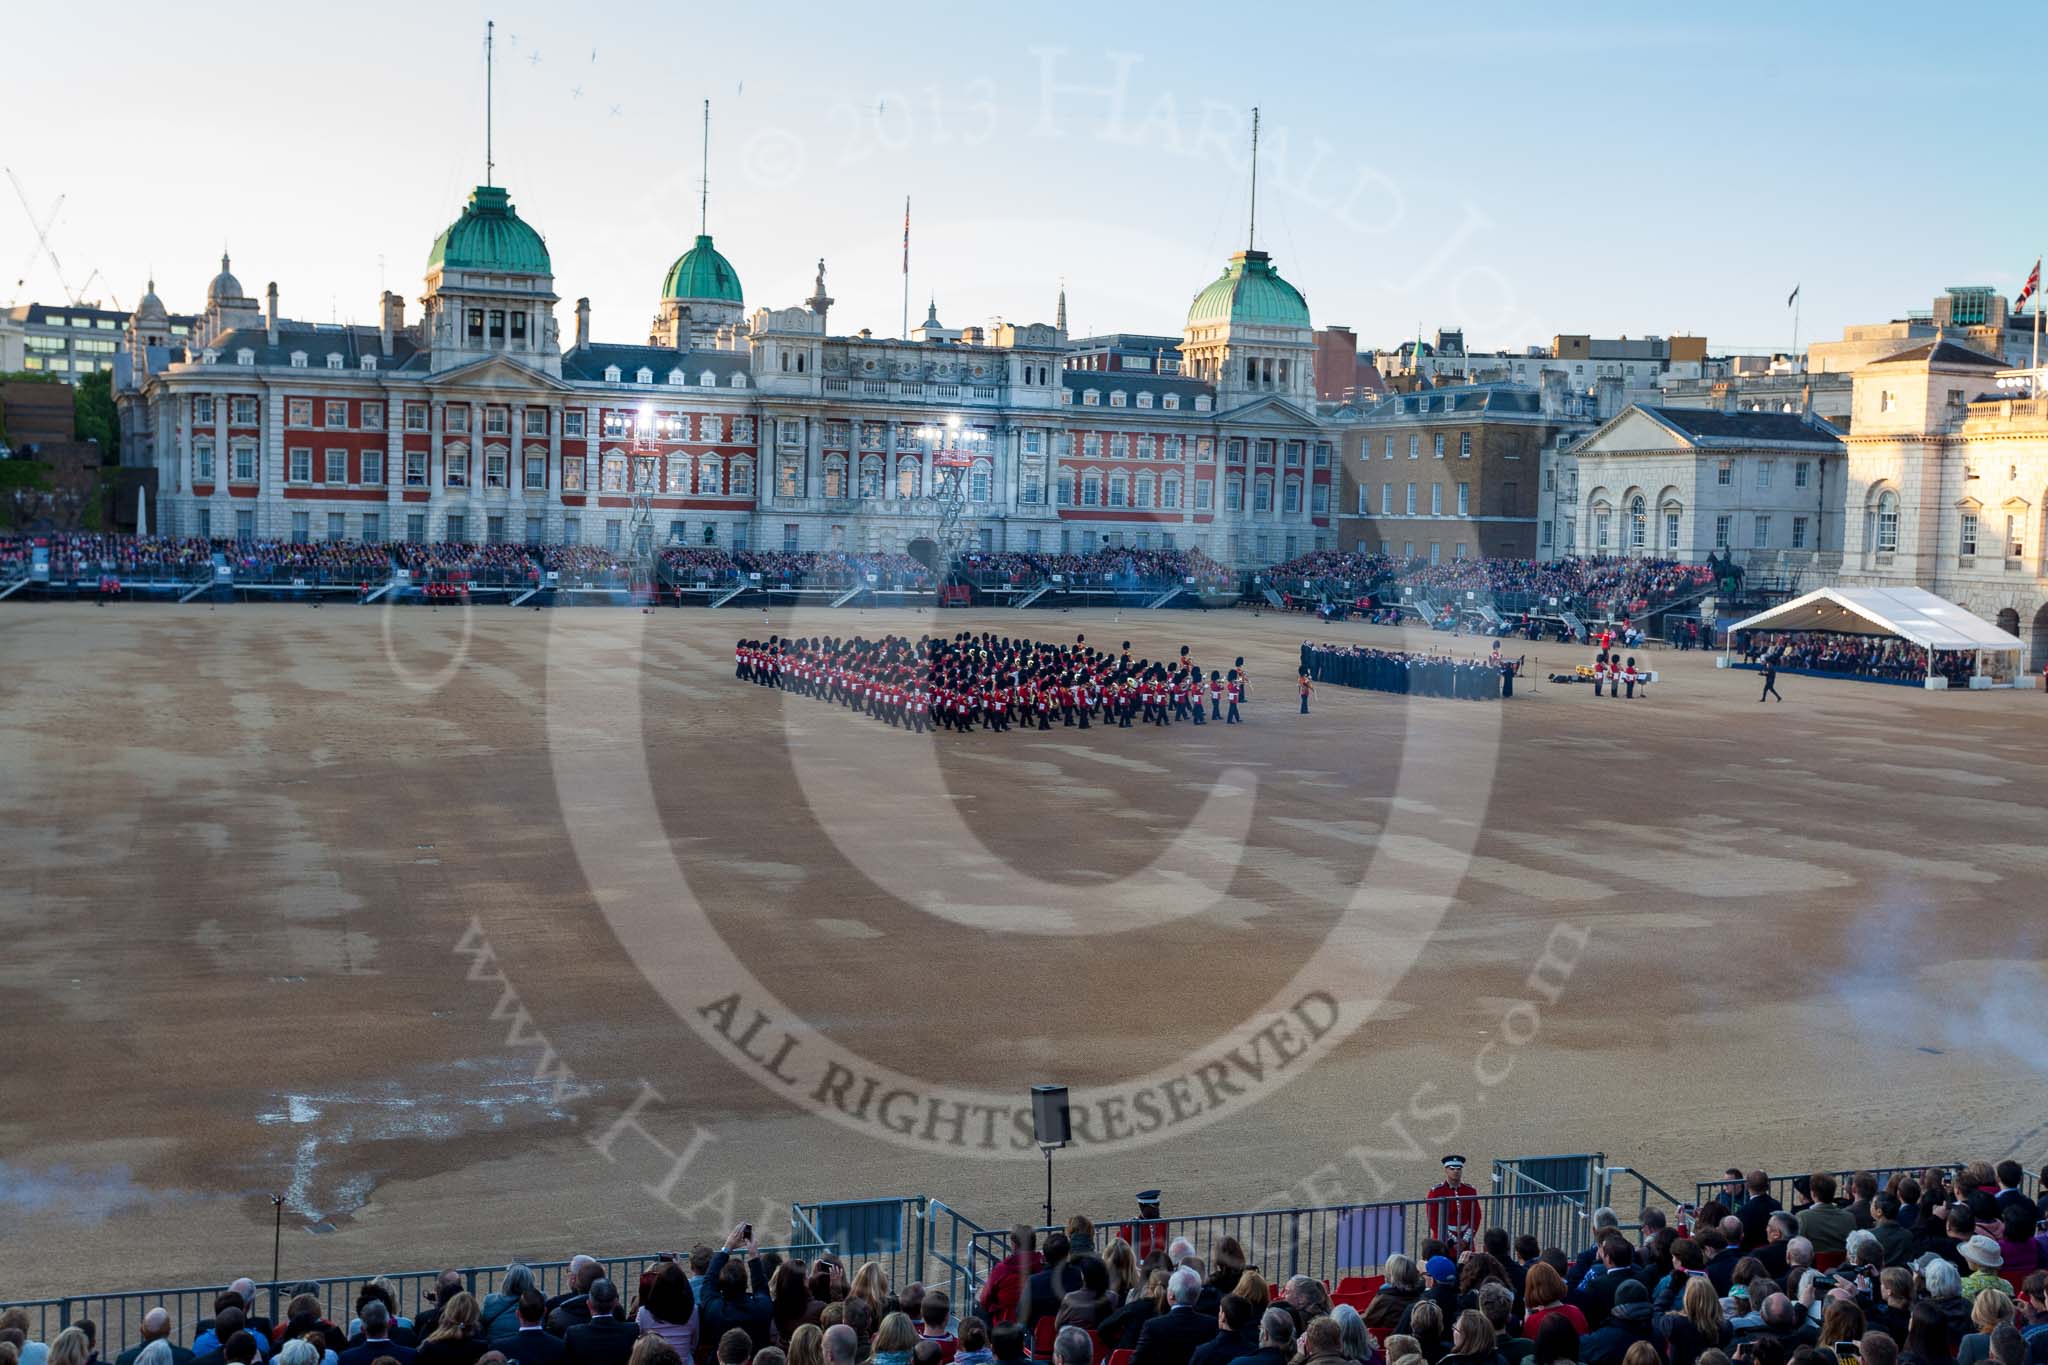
left=1132, top=1269, right=1217, bottom=1365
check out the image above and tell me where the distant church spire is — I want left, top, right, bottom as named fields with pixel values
left=1056, top=277, right=1067, bottom=336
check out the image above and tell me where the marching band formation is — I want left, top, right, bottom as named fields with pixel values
left=734, top=632, right=1251, bottom=733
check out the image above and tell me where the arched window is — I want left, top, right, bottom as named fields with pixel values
left=1629, top=494, right=1647, bottom=550
left=823, top=453, right=848, bottom=499
left=727, top=455, right=750, bottom=495
left=1592, top=500, right=1612, bottom=551
left=700, top=454, right=724, bottom=494
left=665, top=456, right=689, bottom=493
left=601, top=454, right=626, bottom=492
left=897, top=458, right=922, bottom=498
left=970, top=459, right=991, bottom=502
left=858, top=456, right=884, bottom=498
left=1876, top=489, right=1900, bottom=551
left=1662, top=501, right=1683, bottom=552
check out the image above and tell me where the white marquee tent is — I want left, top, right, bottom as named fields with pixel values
left=1725, top=586, right=2026, bottom=687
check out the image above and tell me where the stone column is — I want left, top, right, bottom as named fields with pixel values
left=212, top=389, right=230, bottom=534
left=883, top=421, right=899, bottom=506
left=385, top=391, right=403, bottom=534
left=263, top=388, right=285, bottom=540
left=546, top=404, right=564, bottom=542
left=429, top=399, right=445, bottom=540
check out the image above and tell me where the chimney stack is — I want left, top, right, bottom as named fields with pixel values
left=265, top=282, right=279, bottom=345
left=380, top=291, right=404, bottom=356
left=575, top=297, right=591, bottom=351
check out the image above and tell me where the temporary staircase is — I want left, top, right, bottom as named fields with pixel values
left=710, top=583, right=749, bottom=607
left=1146, top=586, right=1185, bottom=609
left=1014, top=582, right=1053, bottom=609
left=830, top=584, right=864, bottom=608
left=1260, top=586, right=1285, bottom=609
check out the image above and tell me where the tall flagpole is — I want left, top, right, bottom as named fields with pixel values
left=1791, top=286, right=1801, bottom=369
left=1247, top=107, right=1260, bottom=251
left=699, top=100, right=710, bottom=235
left=901, top=195, right=910, bottom=341
left=484, top=20, right=495, bottom=186
left=2032, top=259, right=2041, bottom=392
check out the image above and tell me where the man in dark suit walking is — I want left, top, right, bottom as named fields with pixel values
left=1132, top=1269, right=1217, bottom=1365
left=563, top=1282, right=638, bottom=1365
left=1759, top=659, right=1782, bottom=702
left=501, top=1294, right=567, bottom=1365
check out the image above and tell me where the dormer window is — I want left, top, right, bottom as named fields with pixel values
left=1083, top=389, right=1100, bottom=406
left=327, top=353, right=344, bottom=370
left=1195, top=395, right=1212, bottom=413
left=361, top=355, right=377, bottom=371
left=290, top=351, right=308, bottom=368
left=236, top=348, right=254, bottom=365
left=604, top=365, right=622, bottom=383
left=636, top=366, right=654, bottom=385
left=1136, top=391, right=1153, bottom=409
left=1163, top=394, right=1180, bottom=411
left=669, top=368, right=687, bottom=386
left=730, top=373, right=746, bottom=388
left=699, top=370, right=715, bottom=387
left=202, top=349, right=219, bottom=364
left=1110, top=391, right=1127, bottom=407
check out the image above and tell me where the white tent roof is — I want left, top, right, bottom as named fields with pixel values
left=1727, top=585, right=2023, bottom=653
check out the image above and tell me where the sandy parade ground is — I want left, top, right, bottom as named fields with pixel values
left=4, top=601, right=2046, bottom=1299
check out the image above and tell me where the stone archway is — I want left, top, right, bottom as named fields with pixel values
left=906, top=536, right=939, bottom=572
left=1998, top=607, right=2020, bottom=638
left=2032, top=604, right=2048, bottom=671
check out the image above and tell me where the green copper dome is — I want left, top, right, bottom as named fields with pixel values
left=428, top=185, right=552, bottom=275
left=1187, top=249, right=1309, bottom=329
left=662, top=234, right=743, bottom=303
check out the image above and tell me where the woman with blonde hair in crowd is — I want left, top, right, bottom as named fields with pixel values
left=1104, top=1239, right=1140, bottom=1305
left=1233, top=1271, right=1271, bottom=1315
left=870, top=1313, right=919, bottom=1365
left=1654, top=1278, right=1728, bottom=1365
left=416, top=1293, right=488, bottom=1365
left=1958, top=1290, right=2016, bottom=1365
left=1099, top=1270, right=1170, bottom=1350
left=46, top=1331, right=90, bottom=1365
left=1405, top=1302, right=1445, bottom=1362
left=850, top=1264, right=890, bottom=1324
left=785, top=1324, right=826, bottom=1365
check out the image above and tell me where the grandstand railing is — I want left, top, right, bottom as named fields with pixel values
left=960, top=1188, right=1590, bottom=1295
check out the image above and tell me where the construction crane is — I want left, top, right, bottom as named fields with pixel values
left=6, top=167, right=117, bottom=310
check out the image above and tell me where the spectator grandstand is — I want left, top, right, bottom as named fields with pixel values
left=8, top=1157, right=2045, bottom=1365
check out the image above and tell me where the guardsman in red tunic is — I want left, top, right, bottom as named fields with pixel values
left=1118, top=1190, right=1169, bottom=1262
left=1225, top=670, right=1244, bottom=724
left=1425, top=1155, right=1482, bottom=1254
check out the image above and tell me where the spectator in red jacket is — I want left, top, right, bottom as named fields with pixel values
left=977, top=1227, right=1043, bottom=1326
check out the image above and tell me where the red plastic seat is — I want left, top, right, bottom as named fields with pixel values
left=1086, top=1333, right=1103, bottom=1365
left=1813, top=1250, right=1846, bottom=1271
left=1336, top=1275, right=1385, bottom=1298
left=1033, top=1318, right=1057, bottom=1360
left=1108, top=1351, right=1135, bottom=1365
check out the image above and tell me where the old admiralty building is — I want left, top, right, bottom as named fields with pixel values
left=115, top=178, right=1339, bottom=567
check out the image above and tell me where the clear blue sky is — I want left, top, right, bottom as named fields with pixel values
left=7, top=1, right=2042, bottom=357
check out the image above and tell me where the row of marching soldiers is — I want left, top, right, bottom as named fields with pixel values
left=734, top=631, right=1250, bottom=732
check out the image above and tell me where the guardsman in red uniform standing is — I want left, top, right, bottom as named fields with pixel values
left=1425, top=1155, right=1482, bottom=1255
left=1118, top=1190, right=1169, bottom=1262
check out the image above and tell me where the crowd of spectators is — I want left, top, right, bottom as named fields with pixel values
left=12, top=1162, right=2045, bottom=1365
left=659, top=550, right=934, bottom=590
left=9, top=1158, right=2048, bottom=1365
left=953, top=549, right=1231, bottom=590
left=1736, top=633, right=1967, bottom=684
